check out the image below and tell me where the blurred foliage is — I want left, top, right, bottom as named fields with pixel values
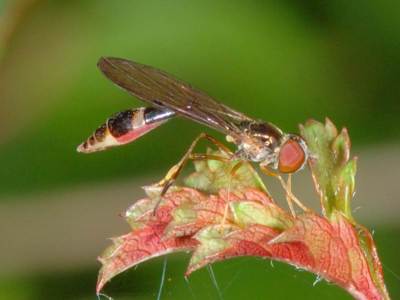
left=0, top=0, right=399, bottom=196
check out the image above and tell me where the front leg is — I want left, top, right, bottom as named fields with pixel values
left=260, top=164, right=309, bottom=216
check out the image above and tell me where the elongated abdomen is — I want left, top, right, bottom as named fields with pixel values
left=77, top=107, right=174, bottom=153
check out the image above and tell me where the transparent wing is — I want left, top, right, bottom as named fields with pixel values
left=97, top=57, right=253, bottom=138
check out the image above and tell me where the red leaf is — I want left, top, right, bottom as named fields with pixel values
left=186, top=224, right=279, bottom=275
left=270, top=212, right=387, bottom=299
left=97, top=185, right=389, bottom=299
left=96, top=223, right=197, bottom=294
left=165, top=187, right=276, bottom=238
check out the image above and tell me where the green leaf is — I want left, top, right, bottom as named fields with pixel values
left=332, top=128, right=351, bottom=166
left=333, top=158, right=357, bottom=219
left=184, top=149, right=268, bottom=194
left=230, top=201, right=292, bottom=230
left=189, top=225, right=233, bottom=267
left=300, top=118, right=355, bottom=219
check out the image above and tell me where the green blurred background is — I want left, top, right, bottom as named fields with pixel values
left=0, top=0, right=399, bottom=299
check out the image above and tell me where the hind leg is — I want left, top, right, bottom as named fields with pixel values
left=152, top=133, right=233, bottom=212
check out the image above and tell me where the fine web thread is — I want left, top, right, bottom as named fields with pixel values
left=156, top=257, right=168, bottom=300
left=207, top=264, right=224, bottom=300
left=97, top=293, right=113, bottom=300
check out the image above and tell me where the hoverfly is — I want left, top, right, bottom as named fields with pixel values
left=78, top=57, right=308, bottom=176
left=77, top=57, right=310, bottom=215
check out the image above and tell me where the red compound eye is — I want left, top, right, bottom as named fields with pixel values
left=278, top=139, right=306, bottom=173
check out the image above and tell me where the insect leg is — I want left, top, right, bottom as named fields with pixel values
left=259, top=164, right=279, bottom=178
left=189, top=153, right=230, bottom=162
left=152, top=133, right=233, bottom=212
left=219, top=160, right=245, bottom=228
left=157, top=133, right=229, bottom=190
left=283, top=174, right=296, bottom=217
left=259, top=165, right=309, bottom=216
left=277, top=174, right=310, bottom=214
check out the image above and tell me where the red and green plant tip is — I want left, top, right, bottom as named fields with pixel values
left=96, top=119, right=390, bottom=300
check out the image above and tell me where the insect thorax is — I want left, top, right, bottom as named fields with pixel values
left=235, top=121, right=283, bottom=163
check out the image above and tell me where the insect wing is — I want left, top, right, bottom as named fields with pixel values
left=97, top=57, right=253, bottom=139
